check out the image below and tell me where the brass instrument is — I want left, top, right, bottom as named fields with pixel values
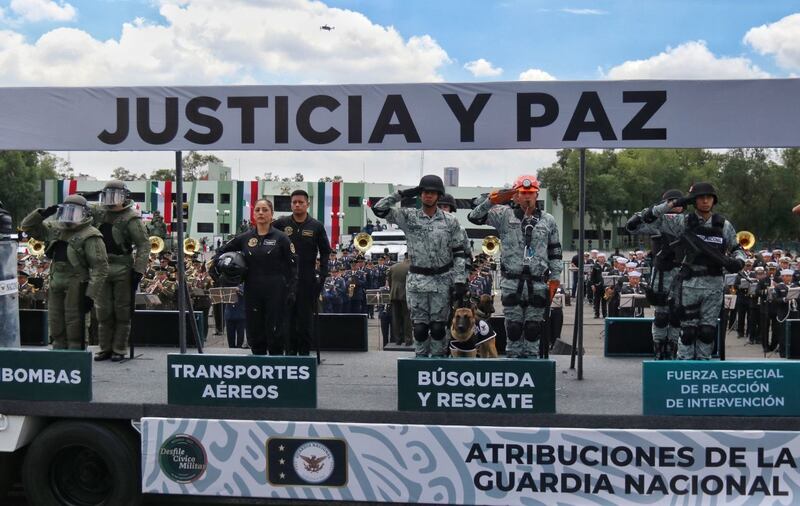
left=27, top=238, right=46, bottom=257
left=603, top=286, right=614, bottom=301
left=347, top=281, right=356, bottom=298
left=149, top=236, right=165, bottom=254
left=353, top=232, right=373, bottom=253
left=736, top=231, right=755, bottom=250
left=183, top=237, right=200, bottom=255
left=481, top=235, right=501, bottom=256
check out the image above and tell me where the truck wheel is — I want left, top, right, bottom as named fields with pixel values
left=0, top=449, right=21, bottom=498
left=22, top=420, right=141, bottom=506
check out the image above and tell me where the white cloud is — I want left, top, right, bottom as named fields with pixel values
left=464, top=58, right=503, bottom=77
left=744, top=13, right=800, bottom=72
left=9, top=0, right=76, bottom=22
left=561, top=8, right=607, bottom=15
left=0, top=0, right=451, bottom=86
left=518, top=68, right=556, bottom=81
left=603, top=40, right=769, bottom=79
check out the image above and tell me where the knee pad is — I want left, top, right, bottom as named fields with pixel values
left=668, top=311, right=682, bottom=329
left=523, top=321, right=542, bottom=342
left=413, top=322, right=430, bottom=342
left=506, top=320, right=523, bottom=342
left=680, top=326, right=698, bottom=346
left=429, top=321, right=446, bottom=341
left=653, top=312, right=669, bottom=329
left=698, top=325, right=716, bottom=344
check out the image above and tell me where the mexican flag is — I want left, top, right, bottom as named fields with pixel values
left=317, top=181, right=342, bottom=248
left=149, top=181, right=173, bottom=233
left=56, top=179, right=77, bottom=202
left=235, top=180, right=259, bottom=229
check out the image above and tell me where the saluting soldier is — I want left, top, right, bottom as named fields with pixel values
left=20, top=195, right=109, bottom=350
left=90, top=180, right=150, bottom=362
left=374, top=175, right=468, bottom=357
left=468, top=174, right=563, bottom=358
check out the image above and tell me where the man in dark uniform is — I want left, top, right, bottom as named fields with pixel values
left=273, top=189, right=332, bottom=356
left=590, top=252, right=610, bottom=318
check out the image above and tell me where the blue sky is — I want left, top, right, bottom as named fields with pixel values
left=2, top=0, right=799, bottom=182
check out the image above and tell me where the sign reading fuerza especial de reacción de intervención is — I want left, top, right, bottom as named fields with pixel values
left=643, top=361, right=800, bottom=416
left=168, top=354, right=316, bottom=408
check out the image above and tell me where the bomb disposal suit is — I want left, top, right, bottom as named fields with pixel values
left=21, top=195, right=109, bottom=349
left=468, top=175, right=563, bottom=358
left=641, top=182, right=745, bottom=360
left=626, top=189, right=685, bottom=360
left=90, top=180, right=150, bottom=360
left=373, top=175, right=468, bottom=357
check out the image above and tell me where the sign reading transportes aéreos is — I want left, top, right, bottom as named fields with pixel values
left=643, top=361, right=800, bottom=416
left=167, top=354, right=316, bottom=408
left=142, top=418, right=800, bottom=504
left=0, top=349, right=91, bottom=402
left=397, top=358, right=555, bottom=413
left=0, top=80, right=799, bottom=151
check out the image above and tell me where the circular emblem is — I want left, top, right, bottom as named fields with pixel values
left=247, top=237, right=258, bottom=247
left=293, top=441, right=334, bottom=484
left=158, top=434, right=207, bottom=484
left=285, top=226, right=293, bottom=236
left=290, top=243, right=296, bottom=254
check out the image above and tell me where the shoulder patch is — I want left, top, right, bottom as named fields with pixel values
left=285, top=226, right=293, bottom=236
left=477, top=319, right=490, bottom=336
left=247, top=237, right=258, bottom=247
left=290, top=243, right=296, bottom=254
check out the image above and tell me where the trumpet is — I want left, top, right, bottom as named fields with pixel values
left=353, top=232, right=373, bottom=254
left=736, top=231, right=755, bottom=250
left=482, top=235, right=501, bottom=256
left=603, top=286, right=614, bottom=301
left=27, top=238, right=46, bottom=257
left=183, top=237, right=200, bottom=255
left=149, top=236, right=165, bottom=254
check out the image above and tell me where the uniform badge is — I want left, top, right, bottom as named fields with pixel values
left=247, top=238, right=258, bottom=247
left=302, top=230, right=314, bottom=237
left=285, top=226, right=293, bottom=236
left=290, top=243, right=296, bottom=254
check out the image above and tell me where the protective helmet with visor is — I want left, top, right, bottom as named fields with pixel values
left=55, top=194, right=89, bottom=226
left=100, top=180, right=129, bottom=207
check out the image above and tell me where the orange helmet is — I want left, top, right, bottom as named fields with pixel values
left=514, top=175, right=540, bottom=193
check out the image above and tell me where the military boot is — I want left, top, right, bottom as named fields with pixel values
left=415, top=338, right=430, bottom=358
left=429, top=338, right=446, bottom=358
left=506, top=339, right=524, bottom=358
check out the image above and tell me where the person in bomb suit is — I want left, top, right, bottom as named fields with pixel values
left=89, top=180, right=150, bottom=361
left=21, top=195, right=109, bottom=350
left=373, top=175, right=468, bottom=357
left=468, top=174, right=563, bottom=358
left=626, top=189, right=686, bottom=360
left=638, top=182, right=746, bottom=360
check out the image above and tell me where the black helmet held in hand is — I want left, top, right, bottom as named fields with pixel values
left=418, top=174, right=445, bottom=195
left=687, top=182, right=718, bottom=204
left=215, top=251, right=247, bottom=286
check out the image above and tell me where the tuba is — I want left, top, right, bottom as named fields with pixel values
left=27, top=238, right=46, bottom=257
left=149, top=236, right=165, bottom=255
left=482, top=235, right=501, bottom=256
left=353, top=232, right=373, bottom=254
left=736, top=231, right=755, bottom=250
left=183, top=237, right=200, bottom=255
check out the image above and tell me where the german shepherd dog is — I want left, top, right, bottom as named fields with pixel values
left=449, top=305, right=498, bottom=358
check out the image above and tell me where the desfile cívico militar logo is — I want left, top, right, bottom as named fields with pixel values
left=159, top=434, right=208, bottom=484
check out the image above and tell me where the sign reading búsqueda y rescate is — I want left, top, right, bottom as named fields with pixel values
left=643, top=361, right=800, bottom=416
left=142, top=418, right=800, bottom=504
left=167, top=354, right=316, bottom=408
left=0, top=349, right=91, bottom=401
left=397, top=358, right=555, bottom=412
left=0, top=80, right=799, bottom=151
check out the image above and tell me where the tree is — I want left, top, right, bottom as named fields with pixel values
left=149, top=168, right=174, bottom=181
left=110, top=166, right=138, bottom=181
left=182, top=151, right=222, bottom=180
left=0, top=151, right=59, bottom=227
left=294, top=173, right=304, bottom=182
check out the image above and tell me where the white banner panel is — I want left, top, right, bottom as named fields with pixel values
left=1, top=80, right=800, bottom=151
left=142, top=417, right=800, bottom=504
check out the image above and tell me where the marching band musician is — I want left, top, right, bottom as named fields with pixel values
left=468, top=174, right=562, bottom=359
left=590, top=252, right=611, bottom=319
left=618, top=271, right=647, bottom=318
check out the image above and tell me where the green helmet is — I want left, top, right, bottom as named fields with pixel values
left=101, top=180, right=129, bottom=206
left=57, top=194, right=89, bottom=226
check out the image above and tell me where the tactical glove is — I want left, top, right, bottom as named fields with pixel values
left=38, top=205, right=59, bottom=219
left=625, top=214, right=643, bottom=231
left=671, top=196, right=695, bottom=209
left=399, top=186, right=421, bottom=199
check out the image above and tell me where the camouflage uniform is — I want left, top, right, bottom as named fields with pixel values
left=469, top=198, right=562, bottom=357
left=647, top=200, right=746, bottom=360
left=373, top=191, right=467, bottom=357
left=147, top=212, right=168, bottom=239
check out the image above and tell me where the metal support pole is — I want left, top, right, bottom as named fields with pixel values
left=175, top=151, right=187, bottom=354
left=569, top=149, right=586, bottom=379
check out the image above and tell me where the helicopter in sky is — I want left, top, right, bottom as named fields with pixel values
left=320, top=24, right=335, bottom=31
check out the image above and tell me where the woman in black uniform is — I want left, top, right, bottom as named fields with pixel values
left=215, top=199, right=297, bottom=355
